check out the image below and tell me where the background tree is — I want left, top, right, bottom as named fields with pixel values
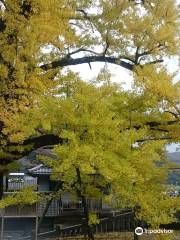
left=0, top=0, right=78, bottom=198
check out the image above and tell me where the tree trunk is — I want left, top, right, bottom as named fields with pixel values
left=133, top=208, right=139, bottom=240
left=33, top=181, right=62, bottom=239
left=75, top=167, right=94, bottom=240
left=81, top=195, right=94, bottom=240
left=134, top=230, right=139, bottom=240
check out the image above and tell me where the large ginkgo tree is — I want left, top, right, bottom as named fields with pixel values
left=0, top=0, right=179, bottom=238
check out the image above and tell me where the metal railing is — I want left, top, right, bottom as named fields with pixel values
left=26, top=210, right=133, bottom=239
left=55, top=211, right=134, bottom=238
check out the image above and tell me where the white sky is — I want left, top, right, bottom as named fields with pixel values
left=69, top=62, right=133, bottom=90
left=68, top=57, right=179, bottom=91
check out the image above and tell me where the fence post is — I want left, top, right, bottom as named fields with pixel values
left=35, top=216, right=38, bottom=240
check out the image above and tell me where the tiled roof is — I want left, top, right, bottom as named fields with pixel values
left=28, top=164, right=52, bottom=175
left=17, top=147, right=56, bottom=174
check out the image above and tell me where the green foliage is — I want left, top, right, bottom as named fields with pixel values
left=0, top=187, right=39, bottom=208
left=19, top=73, right=179, bottom=227
left=0, top=0, right=77, bottom=171
left=88, top=213, right=100, bottom=226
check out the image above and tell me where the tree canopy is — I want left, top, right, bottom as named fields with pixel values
left=14, top=73, right=179, bottom=240
left=0, top=0, right=179, bottom=168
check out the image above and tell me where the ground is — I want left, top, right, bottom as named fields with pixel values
left=55, top=231, right=180, bottom=240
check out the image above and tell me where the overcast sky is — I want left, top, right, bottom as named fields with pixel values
left=68, top=56, right=179, bottom=91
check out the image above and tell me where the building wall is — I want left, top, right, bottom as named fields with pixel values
left=38, top=176, right=50, bottom=192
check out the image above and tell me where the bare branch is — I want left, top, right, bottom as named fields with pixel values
left=76, top=9, right=95, bottom=33
left=77, top=9, right=91, bottom=21
left=67, top=48, right=101, bottom=57
left=144, top=59, right=164, bottom=65
left=138, top=44, right=167, bottom=59
left=103, top=32, right=110, bottom=56
left=103, top=43, right=109, bottom=56
left=88, top=62, right=92, bottom=69
left=135, top=46, right=140, bottom=64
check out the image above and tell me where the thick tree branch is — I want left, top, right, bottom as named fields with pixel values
left=1, top=118, right=178, bottom=165
left=1, top=134, right=63, bottom=164
left=131, top=120, right=179, bottom=131
left=136, top=136, right=174, bottom=143
left=40, top=50, right=164, bottom=72
left=36, top=181, right=62, bottom=236
left=164, top=111, right=179, bottom=119
left=146, top=120, right=179, bottom=128
left=40, top=55, right=134, bottom=71
left=23, top=134, right=62, bottom=149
